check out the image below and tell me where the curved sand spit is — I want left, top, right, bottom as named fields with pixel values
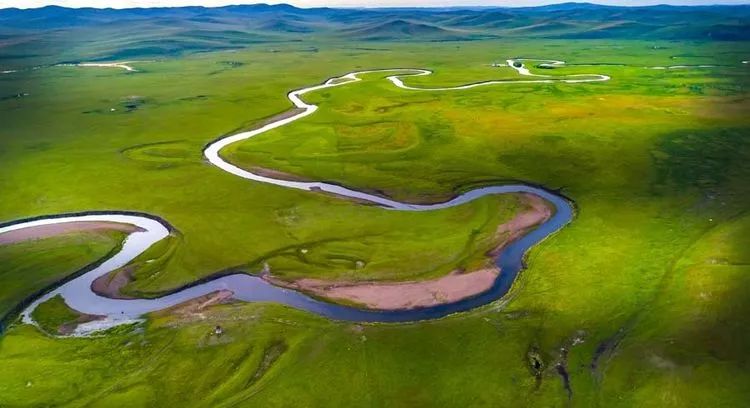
left=57, top=62, right=139, bottom=71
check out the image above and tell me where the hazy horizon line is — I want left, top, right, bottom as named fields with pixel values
left=3, top=1, right=750, bottom=11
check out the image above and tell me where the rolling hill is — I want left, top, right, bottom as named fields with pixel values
left=0, top=3, right=748, bottom=64
left=341, top=19, right=486, bottom=41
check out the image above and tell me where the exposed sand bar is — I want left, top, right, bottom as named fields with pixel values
left=0, top=221, right=140, bottom=245
left=267, top=194, right=552, bottom=310
left=492, top=193, right=552, bottom=254
left=55, top=61, right=143, bottom=72
left=271, top=269, right=501, bottom=311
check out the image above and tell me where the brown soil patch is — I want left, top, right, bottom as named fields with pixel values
left=232, top=107, right=304, bottom=135
left=0, top=221, right=140, bottom=245
left=157, top=290, right=235, bottom=317
left=490, top=192, right=553, bottom=256
left=268, top=268, right=500, bottom=310
left=266, top=193, right=553, bottom=310
left=58, top=312, right=105, bottom=335
left=249, top=166, right=311, bottom=182
left=91, top=266, right=136, bottom=299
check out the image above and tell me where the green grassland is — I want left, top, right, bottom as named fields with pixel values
left=1, top=41, right=543, bottom=296
left=0, top=37, right=749, bottom=406
left=0, top=230, right=125, bottom=326
left=30, top=295, right=89, bottom=335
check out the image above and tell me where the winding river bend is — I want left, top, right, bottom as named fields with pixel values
left=1, top=59, right=598, bottom=332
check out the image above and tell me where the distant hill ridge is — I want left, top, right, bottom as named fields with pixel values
left=1, top=2, right=748, bottom=40
left=0, top=2, right=748, bottom=64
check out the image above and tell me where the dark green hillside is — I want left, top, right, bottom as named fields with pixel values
left=341, top=19, right=486, bottom=41
left=1, top=3, right=749, bottom=65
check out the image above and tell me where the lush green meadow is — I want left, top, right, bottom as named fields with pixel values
left=0, top=230, right=125, bottom=326
left=1, top=38, right=749, bottom=406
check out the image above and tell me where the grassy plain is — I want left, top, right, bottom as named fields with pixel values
left=0, top=230, right=124, bottom=325
left=1, top=42, right=540, bottom=296
left=0, top=38, right=749, bottom=406
left=30, top=295, right=89, bottom=335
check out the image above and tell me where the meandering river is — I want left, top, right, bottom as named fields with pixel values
left=1, top=59, right=598, bottom=333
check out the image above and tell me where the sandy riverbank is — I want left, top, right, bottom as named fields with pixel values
left=265, top=194, right=552, bottom=310
left=0, top=221, right=140, bottom=245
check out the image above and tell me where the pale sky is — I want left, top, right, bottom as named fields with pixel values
left=1, top=0, right=749, bottom=9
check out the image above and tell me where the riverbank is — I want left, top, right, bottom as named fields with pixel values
left=264, top=193, right=552, bottom=310
left=0, top=221, right=139, bottom=245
